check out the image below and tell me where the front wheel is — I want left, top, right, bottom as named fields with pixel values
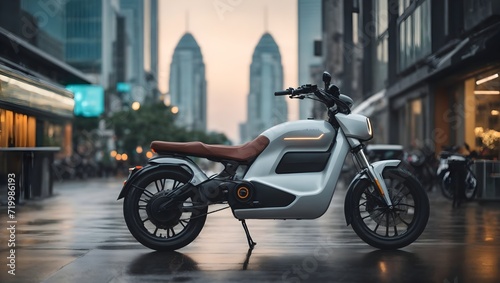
left=123, top=168, right=208, bottom=251
left=349, top=168, right=429, bottom=250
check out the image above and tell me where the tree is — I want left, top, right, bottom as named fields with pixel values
left=107, top=103, right=229, bottom=161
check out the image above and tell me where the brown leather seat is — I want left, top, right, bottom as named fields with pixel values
left=150, top=135, right=270, bottom=163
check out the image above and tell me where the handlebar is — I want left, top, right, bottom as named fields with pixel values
left=274, top=84, right=317, bottom=96
left=274, top=89, right=293, bottom=96
left=274, top=83, right=351, bottom=114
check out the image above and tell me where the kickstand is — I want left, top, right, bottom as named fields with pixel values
left=240, top=219, right=256, bottom=249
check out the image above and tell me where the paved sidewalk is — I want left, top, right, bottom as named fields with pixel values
left=1, top=177, right=500, bottom=282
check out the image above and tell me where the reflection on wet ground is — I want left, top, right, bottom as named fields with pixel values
left=1, top=178, right=500, bottom=282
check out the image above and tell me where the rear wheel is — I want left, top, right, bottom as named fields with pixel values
left=350, top=168, right=429, bottom=250
left=123, top=168, right=207, bottom=251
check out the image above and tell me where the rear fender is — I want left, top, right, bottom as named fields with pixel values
left=344, top=160, right=401, bottom=225
left=117, top=156, right=208, bottom=200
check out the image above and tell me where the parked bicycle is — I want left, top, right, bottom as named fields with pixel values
left=437, top=144, right=477, bottom=202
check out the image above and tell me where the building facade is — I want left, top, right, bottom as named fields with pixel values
left=359, top=0, right=500, bottom=159
left=168, top=32, right=207, bottom=132
left=298, top=0, right=323, bottom=119
left=319, top=0, right=363, bottom=120
left=0, top=1, right=92, bottom=201
left=240, top=33, right=287, bottom=142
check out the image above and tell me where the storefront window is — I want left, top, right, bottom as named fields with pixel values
left=0, top=109, right=71, bottom=155
left=372, top=0, right=389, bottom=92
left=399, top=0, right=411, bottom=16
left=409, top=98, right=425, bottom=147
left=396, top=97, right=425, bottom=149
left=42, top=121, right=64, bottom=147
left=398, top=0, right=431, bottom=72
left=0, top=109, right=36, bottom=147
left=472, top=70, right=500, bottom=159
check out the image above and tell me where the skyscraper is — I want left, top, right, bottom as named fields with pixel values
left=240, top=33, right=286, bottom=142
left=298, top=0, right=322, bottom=119
left=144, top=0, right=159, bottom=102
left=65, top=0, right=119, bottom=88
left=168, top=32, right=207, bottom=132
left=120, top=0, right=145, bottom=102
left=145, top=0, right=158, bottom=79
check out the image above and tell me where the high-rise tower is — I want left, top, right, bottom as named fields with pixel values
left=168, top=32, right=207, bottom=132
left=240, top=33, right=286, bottom=142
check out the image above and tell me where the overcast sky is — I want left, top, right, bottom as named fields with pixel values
left=158, top=0, right=298, bottom=143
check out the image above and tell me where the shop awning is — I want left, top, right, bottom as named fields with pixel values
left=0, top=26, right=92, bottom=85
left=452, top=22, right=500, bottom=64
left=0, top=64, right=75, bottom=119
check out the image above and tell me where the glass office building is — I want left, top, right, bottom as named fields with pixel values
left=240, top=33, right=286, bottom=142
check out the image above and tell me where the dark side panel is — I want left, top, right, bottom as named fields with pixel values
left=229, top=181, right=296, bottom=209
left=251, top=181, right=296, bottom=207
left=275, top=152, right=331, bottom=174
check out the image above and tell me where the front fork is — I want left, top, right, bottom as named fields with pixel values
left=353, top=149, right=394, bottom=207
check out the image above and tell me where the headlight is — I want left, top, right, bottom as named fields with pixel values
left=366, top=118, right=373, bottom=138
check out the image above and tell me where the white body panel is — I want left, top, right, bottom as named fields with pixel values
left=336, top=113, right=372, bottom=141
left=235, top=120, right=350, bottom=219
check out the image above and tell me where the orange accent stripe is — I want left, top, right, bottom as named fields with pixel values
left=375, top=179, right=384, bottom=196
left=284, top=133, right=324, bottom=141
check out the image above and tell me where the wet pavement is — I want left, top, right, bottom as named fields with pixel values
left=1, top=177, right=500, bottom=283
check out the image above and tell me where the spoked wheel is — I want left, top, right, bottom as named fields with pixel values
left=350, top=168, right=429, bottom=250
left=123, top=169, right=207, bottom=251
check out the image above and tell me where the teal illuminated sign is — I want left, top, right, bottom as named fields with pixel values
left=66, top=85, right=105, bottom=117
left=116, top=82, right=131, bottom=93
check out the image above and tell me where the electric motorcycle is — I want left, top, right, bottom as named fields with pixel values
left=118, top=72, right=429, bottom=251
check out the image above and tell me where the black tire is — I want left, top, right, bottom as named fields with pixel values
left=350, top=168, right=429, bottom=250
left=123, top=168, right=207, bottom=251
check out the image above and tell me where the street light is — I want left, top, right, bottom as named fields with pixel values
left=171, top=106, right=179, bottom=114
left=131, top=101, right=141, bottom=110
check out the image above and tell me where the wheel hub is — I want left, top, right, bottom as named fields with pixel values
left=366, top=187, right=408, bottom=226
left=146, top=192, right=182, bottom=229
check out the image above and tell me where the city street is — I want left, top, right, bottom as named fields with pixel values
left=1, top=177, right=500, bottom=283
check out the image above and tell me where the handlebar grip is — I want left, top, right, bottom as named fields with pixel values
left=274, top=90, right=292, bottom=96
